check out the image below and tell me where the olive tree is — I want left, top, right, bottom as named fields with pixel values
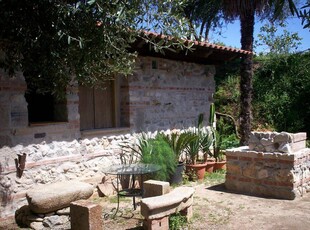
left=0, top=0, right=194, bottom=96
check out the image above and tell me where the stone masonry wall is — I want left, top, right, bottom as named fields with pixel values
left=128, top=57, right=215, bottom=132
left=0, top=69, right=81, bottom=147
left=0, top=135, right=134, bottom=218
left=225, top=132, right=310, bottom=200
left=0, top=56, right=215, bottom=219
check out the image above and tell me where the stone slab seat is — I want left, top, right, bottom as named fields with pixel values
left=26, top=180, right=94, bottom=214
left=141, top=186, right=195, bottom=221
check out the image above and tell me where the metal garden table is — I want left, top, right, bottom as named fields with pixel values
left=103, top=163, right=161, bottom=218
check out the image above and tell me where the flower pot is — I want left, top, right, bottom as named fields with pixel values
left=206, top=160, right=215, bottom=173
left=213, top=161, right=226, bottom=171
left=169, top=162, right=184, bottom=185
left=186, top=162, right=208, bottom=181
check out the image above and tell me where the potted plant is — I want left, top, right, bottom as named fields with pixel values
left=184, top=114, right=214, bottom=180
left=161, top=131, right=196, bottom=184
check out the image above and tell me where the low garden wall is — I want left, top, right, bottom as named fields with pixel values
left=0, top=129, right=178, bottom=219
left=225, top=132, right=310, bottom=200
left=0, top=133, right=136, bottom=219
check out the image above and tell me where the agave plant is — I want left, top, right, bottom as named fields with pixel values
left=161, top=131, right=196, bottom=163
left=119, top=132, right=152, bottom=164
left=184, top=114, right=214, bottom=165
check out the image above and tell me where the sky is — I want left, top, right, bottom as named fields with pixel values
left=208, top=16, right=310, bottom=54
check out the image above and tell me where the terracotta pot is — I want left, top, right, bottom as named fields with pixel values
left=186, top=162, right=208, bottom=180
left=206, top=160, right=215, bottom=173
left=213, top=161, right=227, bottom=171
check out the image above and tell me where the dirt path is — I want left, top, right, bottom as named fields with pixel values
left=1, top=180, right=310, bottom=229
left=191, top=183, right=310, bottom=230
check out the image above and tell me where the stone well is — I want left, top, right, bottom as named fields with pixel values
left=225, top=132, right=310, bottom=200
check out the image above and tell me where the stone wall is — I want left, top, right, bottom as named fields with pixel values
left=0, top=69, right=81, bottom=147
left=0, top=56, right=215, bottom=219
left=128, top=57, right=215, bottom=132
left=225, top=132, right=310, bottom=200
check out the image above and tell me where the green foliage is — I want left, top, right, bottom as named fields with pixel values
left=253, top=52, right=310, bottom=136
left=204, top=169, right=226, bottom=184
left=255, top=22, right=302, bottom=54
left=169, top=212, right=188, bottom=230
left=0, top=0, right=194, bottom=97
left=214, top=75, right=240, bottom=118
left=213, top=118, right=239, bottom=161
left=161, top=132, right=196, bottom=162
left=298, top=1, right=310, bottom=29
left=214, top=51, right=310, bottom=139
left=209, top=103, right=215, bottom=124
left=139, top=134, right=177, bottom=181
left=220, top=133, right=239, bottom=150
left=182, top=0, right=225, bottom=41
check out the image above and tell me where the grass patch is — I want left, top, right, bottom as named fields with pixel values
left=169, top=213, right=188, bottom=230
left=204, top=170, right=226, bottom=185
left=108, top=195, right=131, bottom=203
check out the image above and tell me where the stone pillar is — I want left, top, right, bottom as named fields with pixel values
left=70, top=200, right=103, bottom=230
left=180, top=205, right=193, bottom=221
left=143, top=216, right=169, bottom=230
left=143, top=180, right=170, bottom=198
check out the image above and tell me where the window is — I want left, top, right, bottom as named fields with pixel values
left=25, top=89, right=68, bottom=124
left=78, top=78, right=125, bottom=131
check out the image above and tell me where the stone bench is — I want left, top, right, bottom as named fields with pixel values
left=141, top=186, right=195, bottom=230
left=26, top=180, right=94, bottom=214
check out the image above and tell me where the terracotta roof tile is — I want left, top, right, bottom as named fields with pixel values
left=142, top=31, right=252, bottom=55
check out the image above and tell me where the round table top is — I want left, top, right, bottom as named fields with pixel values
left=103, top=163, right=161, bottom=175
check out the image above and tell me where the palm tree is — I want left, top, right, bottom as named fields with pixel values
left=221, top=0, right=297, bottom=145
left=183, top=1, right=225, bottom=41
left=185, top=0, right=297, bottom=145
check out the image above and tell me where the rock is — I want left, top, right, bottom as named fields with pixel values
left=97, top=182, right=114, bottom=197
left=274, top=132, right=292, bottom=143
left=278, top=143, right=292, bottom=153
left=257, top=169, right=268, bottom=179
left=27, top=214, right=44, bottom=222
left=56, top=207, right=70, bottom=215
left=15, top=205, right=32, bottom=226
left=30, top=221, right=45, bottom=230
left=43, top=215, right=70, bottom=228
left=26, top=180, right=94, bottom=214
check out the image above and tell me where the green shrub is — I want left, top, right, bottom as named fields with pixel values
left=253, top=52, right=310, bottom=137
left=140, top=134, right=177, bottom=181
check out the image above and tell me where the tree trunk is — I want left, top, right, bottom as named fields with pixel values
left=239, top=11, right=254, bottom=146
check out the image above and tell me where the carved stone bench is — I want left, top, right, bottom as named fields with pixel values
left=140, top=186, right=195, bottom=230
left=26, top=180, right=94, bottom=214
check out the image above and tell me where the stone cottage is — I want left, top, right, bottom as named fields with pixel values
left=0, top=33, right=250, bottom=219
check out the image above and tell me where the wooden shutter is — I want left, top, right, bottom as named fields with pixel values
left=79, top=80, right=118, bottom=130
left=94, top=82, right=115, bottom=129
left=79, top=86, right=94, bottom=130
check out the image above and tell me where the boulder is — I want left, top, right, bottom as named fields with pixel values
left=26, top=180, right=94, bottom=214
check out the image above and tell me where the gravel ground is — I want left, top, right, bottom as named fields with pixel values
left=1, top=172, right=310, bottom=230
